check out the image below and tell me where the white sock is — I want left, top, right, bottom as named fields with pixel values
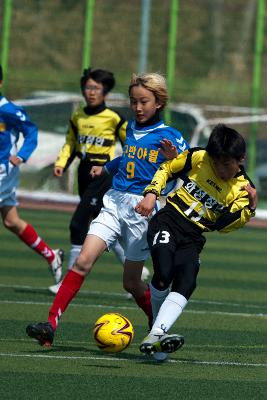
left=111, top=240, right=125, bottom=264
left=68, top=244, right=82, bottom=270
left=152, top=291, right=188, bottom=334
left=150, top=283, right=170, bottom=324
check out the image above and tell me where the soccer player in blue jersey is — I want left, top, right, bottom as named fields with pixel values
left=26, top=72, right=189, bottom=347
left=0, top=65, right=64, bottom=282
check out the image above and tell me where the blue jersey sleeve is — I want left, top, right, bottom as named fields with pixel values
left=168, top=128, right=189, bottom=153
left=105, top=156, right=121, bottom=175
left=1, top=102, right=38, bottom=162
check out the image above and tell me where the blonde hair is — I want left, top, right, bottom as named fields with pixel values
left=128, top=72, right=168, bottom=110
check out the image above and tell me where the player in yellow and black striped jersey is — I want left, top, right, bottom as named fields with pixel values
left=135, top=124, right=257, bottom=357
left=54, top=101, right=126, bottom=170
left=51, top=68, right=127, bottom=293
left=144, top=143, right=255, bottom=234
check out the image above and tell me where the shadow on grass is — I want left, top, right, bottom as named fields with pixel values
left=25, top=345, right=151, bottom=363
left=26, top=345, right=90, bottom=353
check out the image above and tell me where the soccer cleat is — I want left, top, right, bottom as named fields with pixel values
left=140, top=332, right=184, bottom=355
left=49, top=249, right=64, bottom=283
left=48, top=280, right=62, bottom=295
left=26, top=322, right=54, bottom=347
left=160, top=334, right=184, bottom=353
left=139, top=331, right=166, bottom=355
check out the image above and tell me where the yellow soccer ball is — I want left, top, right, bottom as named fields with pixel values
left=93, top=313, right=134, bottom=353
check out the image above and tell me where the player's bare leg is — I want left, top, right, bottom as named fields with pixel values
left=1, top=205, right=26, bottom=235
left=26, top=234, right=107, bottom=346
left=123, top=260, right=153, bottom=328
left=1, top=206, right=64, bottom=282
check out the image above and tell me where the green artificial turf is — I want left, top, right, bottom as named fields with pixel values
left=0, top=209, right=266, bottom=400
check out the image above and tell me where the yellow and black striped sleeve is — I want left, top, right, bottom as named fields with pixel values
left=143, top=149, right=192, bottom=197
left=115, top=116, right=127, bottom=145
left=54, top=119, right=77, bottom=169
left=214, top=190, right=256, bottom=233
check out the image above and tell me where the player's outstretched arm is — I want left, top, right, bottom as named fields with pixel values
left=135, top=193, right=157, bottom=217
left=159, top=139, right=178, bottom=160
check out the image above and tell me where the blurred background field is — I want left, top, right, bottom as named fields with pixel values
left=1, top=0, right=267, bottom=205
left=1, top=0, right=266, bottom=105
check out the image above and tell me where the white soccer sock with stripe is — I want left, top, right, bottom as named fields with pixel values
left=150, top=283, right=170, bottom=324
left=68, top=244, right=82, bottom=270
left=151, top=291, right=188, bottom=334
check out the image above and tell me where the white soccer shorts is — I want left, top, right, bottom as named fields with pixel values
left=0, top=164, right=19, bottom=207
left=88, top=188, right=159, bottom=261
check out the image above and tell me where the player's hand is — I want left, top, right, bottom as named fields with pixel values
left=242, top=184, right=257, bottom=211
left=90, top=165, right=104, bottom=178
left=54, top=166, right=64, bottom=177
left=9, top=155, right=23, bottom=166
left=135, top=193, right=157, bottom=216
left=159, top=139, right=178, bottom=160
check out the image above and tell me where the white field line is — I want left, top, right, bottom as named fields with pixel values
left=0, top=283, right=266, bottom=311
left=0, top=352, right=266, bottom=368
left=0, top=299, right=266, bottom=318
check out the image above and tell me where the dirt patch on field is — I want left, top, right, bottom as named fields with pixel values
left=18, top=197, right=76, bottom=213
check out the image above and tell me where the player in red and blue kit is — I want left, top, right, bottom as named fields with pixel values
left=0, top=65, right=64, bottom=282
left=26, top=72, right=189, bottom=348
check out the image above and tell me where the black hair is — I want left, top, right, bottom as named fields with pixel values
left=80, top=67, right=115, bottom=94
left=0, top=65, right=3, bottom=81
left=206, top=124, right=246, bottom=161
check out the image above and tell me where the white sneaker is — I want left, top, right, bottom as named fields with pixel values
left=141, top=266, right=150, bottom=281
left=48, top=280, right=62, bottom=294
left=49, top=249, right=64, bottom=283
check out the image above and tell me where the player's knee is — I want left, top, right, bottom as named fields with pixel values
left=151, top=273, right=171, bottom=291
left=73, top=253, right=93, bottom=275
left=3, top=217, right=18, bottom=232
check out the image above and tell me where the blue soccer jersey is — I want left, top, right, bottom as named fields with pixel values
left=105, top=119, right=189, bottom=195
left=0, top=95, right=38, bottom=169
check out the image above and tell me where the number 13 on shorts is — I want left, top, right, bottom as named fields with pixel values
left=153, top=230, right=170, bottom=245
